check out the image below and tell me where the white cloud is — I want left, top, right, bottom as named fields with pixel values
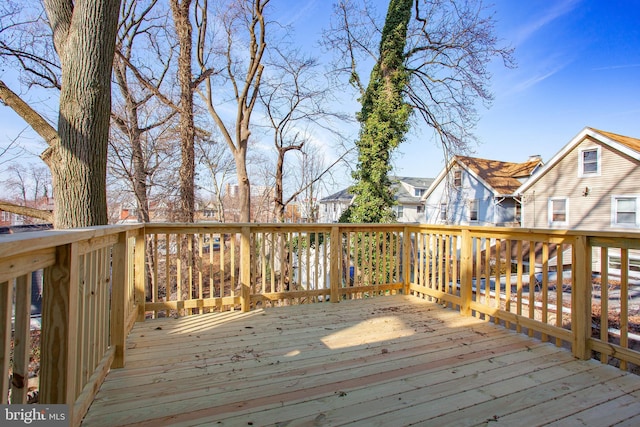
left=512, top=0, right=582, bottom=46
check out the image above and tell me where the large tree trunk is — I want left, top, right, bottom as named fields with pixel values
left=275, top=149, right=285, bottom=222
left=348, top=0, right=412, bottom=224
left=171, top=0, right=196, bottom=223
left=235, top=144, right=251, bottom=222
left=43, top=0, right=121, bottom=228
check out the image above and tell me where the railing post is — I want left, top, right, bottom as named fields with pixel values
left=240, top=226, right=251, bottom=312
left=572, top=235, right=592, bottom=360
left=402, top=227, right=411, bottom=295
left=330, top=226, right=340, bottom=303
left=111, top=232, right=128, bottom=369
left=40, top=242, right=79, bottom=411
left=135, top=228, right=146, bottom=322
left=459, top=229, right=473, bottom=316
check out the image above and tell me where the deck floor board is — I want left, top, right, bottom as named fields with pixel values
left=82, top=295, right=640, bottom=426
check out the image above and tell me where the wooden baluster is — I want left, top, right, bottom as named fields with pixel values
left=459, top=229, right=472, bottom=316
left=330, top=226, right=340, bottom=303
left=599, top=247, right=609, bottom=359
left=240, top=227, right=251, bottom=312
left=11, top=273, right=33, bottom=403
left=620, top=248, right=629, bottom=371
left=1, top=279, right=14, bottom=404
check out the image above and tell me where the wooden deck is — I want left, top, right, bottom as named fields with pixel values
left=82, top=295, right=640, bottom=427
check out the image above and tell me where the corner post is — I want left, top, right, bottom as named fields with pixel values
left=459, top=229, right=473, bottom=316
left=111, top=231, right=128, bottom=369
left=330, top=226, right=340, bottom=303
left=240, top=226, right=251, bottom=312
left=572, top=235, right=592, bottom=360
left=40, top=242, right=79, bottom=410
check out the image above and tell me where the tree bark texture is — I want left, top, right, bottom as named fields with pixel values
left=170, top=0, right=196, bottom=223
left=42, top=0, right=121, bottom=228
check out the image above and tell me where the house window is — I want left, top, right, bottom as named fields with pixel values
left=515, top=203, right=522, bottom=223
left=612, top=196, right=638, bottom=227
left=578, top=147, right=600, bottom=176
left=416, top=205, right=424, bottom=214
left=549, top=198, right=568, bottom=225
left=439, top=204, right=447, bottom=221
left=469, top=199, right=478, bottom=222
left=414, top=188, right=425, bottom=197
left=453, top=170, right=462, bottom=188
left=395, top=205, right=404, bottom=219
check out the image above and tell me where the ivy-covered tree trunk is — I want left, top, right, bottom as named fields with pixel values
left=346, top=0, right=412, bottom=224
left=43, top=0, right=121, bottom=228
left=171, top=0, right=196, bottom=223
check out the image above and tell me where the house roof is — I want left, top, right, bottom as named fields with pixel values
left=319, top=176, right=435, bottom=205
left=319, top=188, right=354, bottom=203
left=390, top=176, right=435, bottom=204
left=456, top=156, right=542, bottom=195
left=517, top=127, right=640, bottom=194
left=424, top=155, right=543, bottom=199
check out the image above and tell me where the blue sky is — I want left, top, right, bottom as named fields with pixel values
left=2, top=0, right=639, bottom=196
left=279, top=0, right=640, bottom=188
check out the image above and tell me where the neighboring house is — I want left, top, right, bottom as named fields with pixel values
left=117, top=199, right=177, bottom=223
left=0, top=209, right=15, bottom=227
left=517, top=127, right=640, bottom=231
left=391, top=176, right=434, bottom=222
left=318, top=176, right=435, bottom=223
left=319, top=188, right=353, bottom=223
left=423, top=155, right=543, bottom=227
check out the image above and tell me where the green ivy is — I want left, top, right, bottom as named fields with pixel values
left=347, top=0, right=413, bottom=224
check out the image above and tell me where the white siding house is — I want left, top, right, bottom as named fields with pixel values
left=423, top=156, right=542, bottom=227
left=318, top=188, right=353, bottom=223
left=517, top=127, right=640, bottom=231
left=318, top=176, right=434, bottom=223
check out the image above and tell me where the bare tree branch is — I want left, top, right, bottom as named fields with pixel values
left=0, top=201, right=53, bottom=223
left=0, top=80, right=60, bottom=165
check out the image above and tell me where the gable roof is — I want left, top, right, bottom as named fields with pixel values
left=390, top=176, right=436, bottom=204
left=319, top=176, right=435, bottom=205
left=319, top=188, right=354, bottom=203
left=424, top=155, right=543, bottom=199
left=517, top=127, right=640, bottom=194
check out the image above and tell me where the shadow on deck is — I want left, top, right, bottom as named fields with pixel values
left=82, top=296, right=640, bottom=426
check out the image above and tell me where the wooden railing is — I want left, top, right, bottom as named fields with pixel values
left=406, top=225, right=640, bottom=370
left=142, top=224, right=405, bottom=317
left=1, top=223, right=639, bottom=426
left=0, top=225, right=143, bottom=426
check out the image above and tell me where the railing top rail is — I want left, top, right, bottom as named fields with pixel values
left=0, top=224, right=143, bottom=258
left=143, top=222, right=409, bottom=234
left=405, top=223, right=640, bottom=240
